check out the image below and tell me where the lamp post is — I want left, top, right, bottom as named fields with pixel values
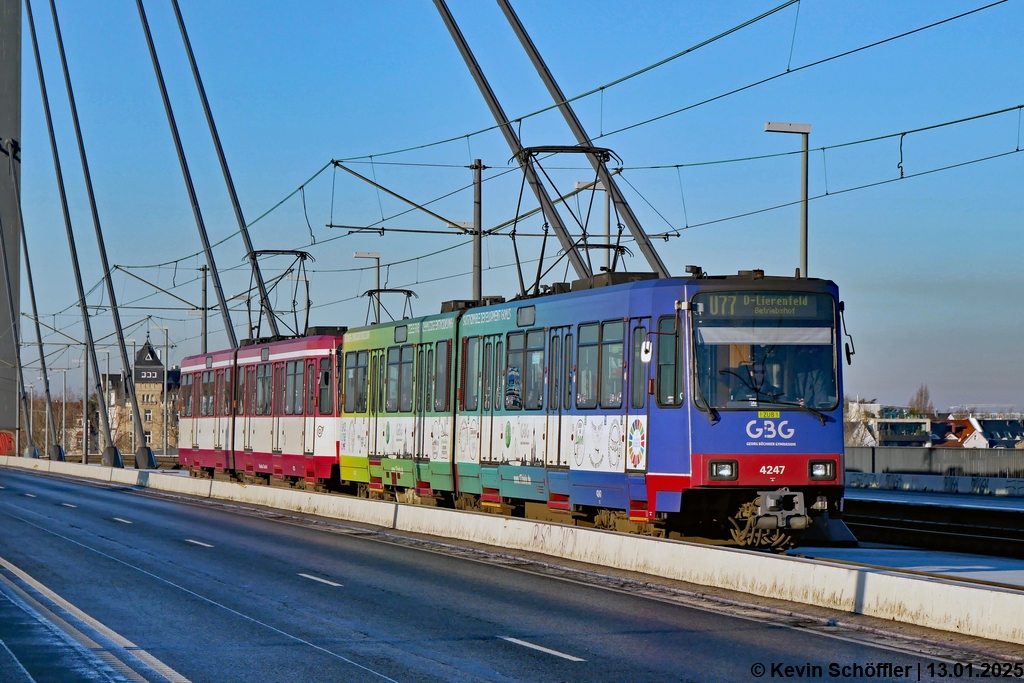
left=354, top=252, right=382, bottom=324
left=764, top=121, right=811, bottom=278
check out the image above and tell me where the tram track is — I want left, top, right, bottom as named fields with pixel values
left=841, top=497, right=1024, bottom=559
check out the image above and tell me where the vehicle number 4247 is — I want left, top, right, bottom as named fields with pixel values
left=759, top=465, right=785, bottom=475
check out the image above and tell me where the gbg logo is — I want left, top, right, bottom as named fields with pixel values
left=746, top=419, right=794, bottom=440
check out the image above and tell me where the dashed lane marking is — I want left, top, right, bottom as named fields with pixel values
left=184, top=539, right=213, bottom=548
left=498, top=637, right=585, bottom=662
left=112, top=518, right=132, bottom=524
left=298, top=573, right=342, bottom=587
left=62, top=503, right=77, bottom=508
left=23, top=494, right=35, bottom=498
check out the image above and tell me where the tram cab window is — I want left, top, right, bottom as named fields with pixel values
left=318, top=358, right=333, bottom=415
left=180, top=373, right=194, bottom=417
left=600, top=322, right=624, bottom=409
left=255, top=364, right=272, bottom=415
left=424, top=348, right=434, bottom=411
left=344, top=351, right=368, bottom=413
left=416, top=348, right=425, bottom=413
left=464, top=337, right=481, bottom=412
left=657, top=316, right=682, bottom=407
left=525, top=331, right=545, bottom=410
left=434, top=341, right=450, bottom=411
left=505, top=333, right=523, bottom=410
left=274, top=365, right=286, bottom=415
left=631, top=326, right=647, bottom=409
left=576, top=324, right=599, bottom=409
left=200, top=370, right=214, bottom=416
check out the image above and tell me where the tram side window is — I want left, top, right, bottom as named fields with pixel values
left=600, top=321, right=624, bottom=409
left=416, top=349, right=424, bottom=413
left=563, top=335, right=573, bottom=411
left=275, top=365, right=286, bottom=415
left=343, top=351, right=368, bottom=413
left=247, top=367, right=256, bottom=416
left=631, top=326, right=647, bottom=409
left=284, top=360, right=304, bottom=415
left=576, top=324, right=599, bottom=409
left=525, top=331, right=545, bottom=410
left=386, top=347, right=401, bottom=413
left=377, top=355, right=386, bottom=413
left=307, top=362, right=316, bottom=415
left=236, top=367, right=246, bottom=416
left=463, top=337, right=480, bottom=412
left=482, top=342, right=492, bottom=412
left=200, top=370, right=214, bottom=416
left=400, top=346, right=414, bottom=412
left=657, top=316, right=682, bottom=407
left=319, top=358, right=333, bottom=415
left=434, top=341, right=450, bottom=411
left=505, top=333, right=523, bottom=410
left=180, top=373, right=194, bottom=417
left=223, top=368, right=232, bottom=416
left=549, top=334, right=560, bottom=409
left=255, top=364, right=272, bottom=415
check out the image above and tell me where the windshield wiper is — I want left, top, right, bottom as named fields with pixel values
left=755, top=399, right=829, bottom=425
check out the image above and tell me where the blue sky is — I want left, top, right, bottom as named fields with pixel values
left=18, top=0, right=1024, bottom=410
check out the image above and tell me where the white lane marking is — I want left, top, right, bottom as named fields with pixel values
left=23, top=494, right=35, bottom=498
left=0, top=553, right=191, bottom=682
left=298, top=573, right=342, bottom=587
left=0, top=635, right=38, bottom=683
left=4, top=512, right=398, bottom=682
left=0, top=485, right=5, bottom=489
left=499, top=636, right=586, bottom=662
left=184, top=539, right=213, bottom=548
left=112, top=518, right=132, bottom=524
left=62, top=503, right=77, bottom=508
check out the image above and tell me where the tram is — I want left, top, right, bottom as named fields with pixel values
left=179, top=268, right=846, bottom=548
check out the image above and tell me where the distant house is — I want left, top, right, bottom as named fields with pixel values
left=976, top=419, right=1024, bottom=448
left=933, top=418, right=989, bottom=448
left=845, top=400, right=931, bottom=447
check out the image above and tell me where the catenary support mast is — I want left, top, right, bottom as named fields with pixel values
left=136, top=0, right=237, bottom=348
left=48, top=0, right=152, bottom=468
left=170, top=0, right=280, bottom=338
left=497, top=0, right=669, bottom=277
left=25, top=0, right=114, bottom=464
left=433, top=0, right=591, bottom=281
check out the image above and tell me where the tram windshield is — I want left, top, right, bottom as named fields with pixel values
left=692, top=291, right=838, bottom=411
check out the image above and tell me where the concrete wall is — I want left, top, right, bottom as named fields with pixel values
left=846, top=446, right=1024, bottom=477
left=0, top=0, right=18, bottom=446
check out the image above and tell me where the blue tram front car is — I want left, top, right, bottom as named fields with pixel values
left=645, top=270, right=845, bottom=547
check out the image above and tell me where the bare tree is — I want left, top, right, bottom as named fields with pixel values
left=908, top=384, right=935, bottom=416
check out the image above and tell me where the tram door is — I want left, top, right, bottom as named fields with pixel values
left=272, top=362, right=284, bottom=452
left=625, top=317, right=652, bottom=473
left=303, top=359, right=317, bottom=454
left=545, top=327, right=570, bottom=466
left=480, top=335, right=503, bottom=464
left=242, top=366, right=253, bottom=452
left=212, top=370, right=224, bottom=450
left=369, top=349, right=385, bottom=456
left=414, top=346, right=426, bottom=459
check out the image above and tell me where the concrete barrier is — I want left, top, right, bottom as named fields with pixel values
left=4, top=456, right=1024, bottom=645
left=847, top=471, right=1024, bottom=497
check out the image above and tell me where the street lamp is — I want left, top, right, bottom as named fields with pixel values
left=354, top=252, right=382, bottom=324
left=765, top=121, right=811, bottom=278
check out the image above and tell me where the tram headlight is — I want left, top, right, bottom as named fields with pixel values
left=809, top=461, right=836, bottom=480
left=708, top=460, right=738, bottom=481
